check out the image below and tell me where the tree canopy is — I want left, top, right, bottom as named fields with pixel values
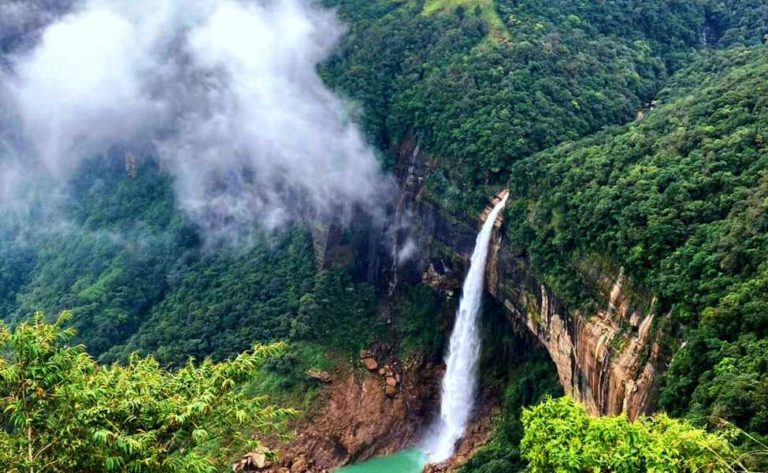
left=0, top=312, right=293, bottom=473
left=521, top=397, right=748, bottom=473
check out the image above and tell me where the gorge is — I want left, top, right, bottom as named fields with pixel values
left=0, top=0, right=766, bottom=472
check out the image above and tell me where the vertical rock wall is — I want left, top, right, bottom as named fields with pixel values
left=395, top=139, right=663, bottom=418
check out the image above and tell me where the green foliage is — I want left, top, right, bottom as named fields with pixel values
left=100, top=230, right=317, bottom=365
left=323, top=0, right=766, bottom=214
left=521, top=397, right=741, bottom=473
left=1, top=157, right=193, bottom=356
left=248, top=341, right=334, bottom=409
left=395, top=284, right=443, bottom=359
left=503, top=47, right=768, bottom=438
left=422, top=0, right=504, bottom=33
left=0, top=312, right=294, bottom=473
left=662, top=334, right=768, bottom=439
left=460, top=356, right=562, bottom=473
left=0, top=156, right=379, bottom=369
left=698, top=0, right=768, bottom=47
left=293, top=270, right=379, bottom=354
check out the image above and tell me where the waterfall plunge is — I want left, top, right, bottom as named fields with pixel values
left=425, top=194, right=508, bottom=463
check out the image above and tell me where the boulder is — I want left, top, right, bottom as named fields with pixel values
left=307, top=369, right=333, bottom=384
left=385, top=384, right=398, bottom=397
left=290, top=456, right=308, bottom=473
left=386, top=376, right=397, bottom=386
left=232, top=448, right=269, bottom=471
left=362, top=357, right=378, bottom=371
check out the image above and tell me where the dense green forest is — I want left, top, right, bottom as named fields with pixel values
left=520, top=397, right=752, bottom=472
left=322, top=0, right=767, bottom=212
left=1, top=0, right=768, bottom=470
left=504, top=48, right=768, bottom=442
left=0, top=157, right=378, bottom=367
left=0, top=313, right=293, bottom=472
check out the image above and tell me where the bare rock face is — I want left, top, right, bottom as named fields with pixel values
left=268, top=355, right=442, bottom=472
left=488, top=237, right=662, bottom=418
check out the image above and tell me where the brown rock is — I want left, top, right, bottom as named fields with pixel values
left=386, top=376, right=397, bottom=386
left=290, top=456, right=307, bottom=473
left=307, top=369, right=333, bottom=384
left=378, top=368, right=386, bottom=376
left=362, top=357, right=378, bottom=371
left=385, top=384, right=398, bottom=397
left=233, top=448, right=269, bottom=471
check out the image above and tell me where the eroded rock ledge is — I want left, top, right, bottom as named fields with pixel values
left=486, top=241, right=661, bottom=418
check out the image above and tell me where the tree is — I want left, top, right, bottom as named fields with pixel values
left=0, top=312, right=295, bottom=473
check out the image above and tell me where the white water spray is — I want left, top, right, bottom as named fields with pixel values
left=425, top=194, right=508, bottom=462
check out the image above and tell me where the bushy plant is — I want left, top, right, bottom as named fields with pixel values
left=521, top=397, right=741, bottom=473
left=0, top=312, right=294, bottom=473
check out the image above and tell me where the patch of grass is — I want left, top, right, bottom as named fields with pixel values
left=422, top=0, right=505, bottom=34
left=246, top=342, right=335, bottom=410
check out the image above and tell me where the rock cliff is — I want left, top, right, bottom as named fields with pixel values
left=394, top=138, right=663, bottom=418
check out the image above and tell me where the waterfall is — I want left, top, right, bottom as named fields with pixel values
left=425, top=194, right=508, bottom=463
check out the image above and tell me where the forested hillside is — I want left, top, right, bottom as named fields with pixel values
left=0, top=157, right=377, bottom=369
left=322, top=0, right=767, bottom=212
left=503, top=47, right=768, bottom=439
left=1, top=0, right=767, bottom=471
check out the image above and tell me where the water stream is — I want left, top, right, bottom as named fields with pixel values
left=424, top=194, right=508, bottom=462
left=340, top=195, right=508, bottom=471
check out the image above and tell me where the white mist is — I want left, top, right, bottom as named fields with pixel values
left=425, top=194, right=508, bottom=463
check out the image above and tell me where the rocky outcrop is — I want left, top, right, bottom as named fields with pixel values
left=268, top=353, right=443, bottom=472
left=396, top=140, right=662, bottom=418
left=309, top=210, right=385, bottom=283
left=488, top=248, right=661, bottom=418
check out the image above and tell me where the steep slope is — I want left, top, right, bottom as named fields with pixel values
left=321, top=0, right=768, bottom=439
left=504, top=47, right=768, bottom=436
left=322, top=0, right=765, bottom=213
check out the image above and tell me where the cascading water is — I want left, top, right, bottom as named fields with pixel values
left=424, top=194, right=508, bottom=463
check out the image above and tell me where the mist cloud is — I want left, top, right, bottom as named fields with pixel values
left=0, top=0, right=391, bottom=238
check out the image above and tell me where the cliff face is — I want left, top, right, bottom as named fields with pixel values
left=395, top=139, right=663, bottom=418
left=488, top=244, right=662, bottom=418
